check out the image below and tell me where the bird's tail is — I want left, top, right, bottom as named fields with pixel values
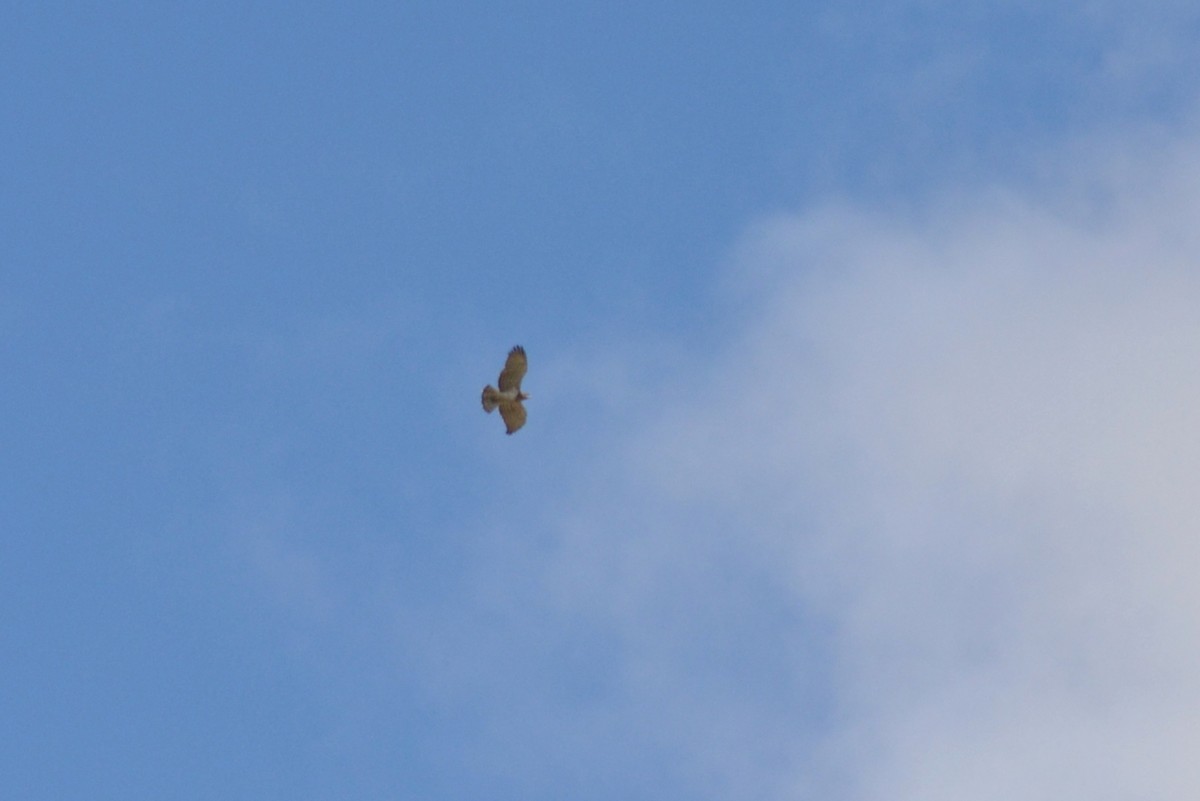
left=481, top=385, right=499, bottom=413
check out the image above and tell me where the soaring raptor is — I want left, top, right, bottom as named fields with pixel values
left=481, top=345, right=530, bottom=434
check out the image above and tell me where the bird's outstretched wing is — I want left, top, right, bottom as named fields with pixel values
left=498, top=400, right=527, bottom=435
left=497, top=345, right=527, bottom=392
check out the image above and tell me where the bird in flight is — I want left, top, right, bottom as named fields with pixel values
left=481, top=345, right=530, bottom=434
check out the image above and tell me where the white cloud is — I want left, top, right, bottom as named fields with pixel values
left=233, top=122, right=1200, bottom=800
left=546, top=126, right=1200, bottom=799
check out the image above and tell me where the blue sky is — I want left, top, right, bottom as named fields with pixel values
left=6, top=3, right=1200, bottom=799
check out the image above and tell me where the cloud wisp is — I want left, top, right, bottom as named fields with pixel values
left=547, top=127, right=1200, bottom=799
left=231, top=125, right=1200, bottom=801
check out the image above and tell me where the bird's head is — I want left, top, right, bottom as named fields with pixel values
left=518, top=391, right=530, bottom=401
